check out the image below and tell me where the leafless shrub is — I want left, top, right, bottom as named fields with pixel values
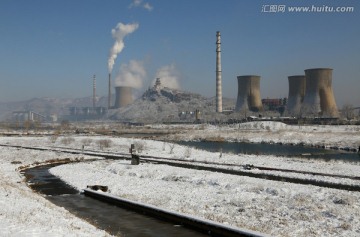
left=339, top=222, right=351, bottom=230
left=168, top=143, right=175, bottom=154
left=60, top=137, right=75, bottom=145
left=162, top=142, right=166, bottom=151
left=49, top=135, right=59, bottom=143
left=184, top=147, right=192, bottom=158
left=97, top=139, right=112, bottom=150
left=134, top=141, right=146, bottom=153
left=81, top=138, right=93, bottom=146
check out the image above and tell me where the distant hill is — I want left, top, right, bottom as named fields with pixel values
left=110, top=86, right=235, bottom=123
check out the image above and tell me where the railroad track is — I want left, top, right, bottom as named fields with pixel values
left=2, top=143, right=360, bottom=191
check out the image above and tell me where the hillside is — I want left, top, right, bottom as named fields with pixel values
left=110, top=86, right=235, bottom=123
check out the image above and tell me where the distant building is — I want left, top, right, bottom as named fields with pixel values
left=12, top=111, right=46, bottom=122
left=262, top=98, right=287, bottom=113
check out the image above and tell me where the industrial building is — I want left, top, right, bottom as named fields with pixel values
left=12, top=111, right=46, bottom=122
left=262, top=98, right=287, bottom=113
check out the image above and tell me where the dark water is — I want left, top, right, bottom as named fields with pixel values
left=177, top=141, right=360, bottom=162
left=24, top=165, right=207, bottom=237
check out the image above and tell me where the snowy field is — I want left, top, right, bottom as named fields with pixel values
left=0, top=121, right=360, bottom=236
left=0, top=146, right=111, bottom=237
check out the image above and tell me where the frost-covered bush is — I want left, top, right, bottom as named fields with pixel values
left=97, top=139, right=112, bottom=150
left=81, top=138, right=92, bottom=146
left=48, top=135, right=59, bottom=143
left=184, top=147, right=192, bottom=158
left=168, top=143, right=175, bottom=154
left=60, top=137, right=75, bottom=145
left=134, top=141, right=146, bottom=153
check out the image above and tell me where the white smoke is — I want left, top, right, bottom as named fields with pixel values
left=108, top=22, right=139, bottom=73
left=115, top=60, right=146, bottom=89
left=129, top=0, right=153, bottom=11
left=154, top=64, right=181, bottom=89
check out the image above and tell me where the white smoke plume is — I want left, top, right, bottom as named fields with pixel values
left=108, top=22, right=139, bottom=73
left=154, top=64, right=181, bottom=89
left=115, top=60, right=146, bottom=89
left=129, top=0, right=153, bottom=11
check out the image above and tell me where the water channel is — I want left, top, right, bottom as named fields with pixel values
left=23, top=164, right=207, bottom=237
left=177, top=141, right=360, bottom=162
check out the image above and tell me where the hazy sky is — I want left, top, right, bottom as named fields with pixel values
left=0, top=0, right=359, bottom=107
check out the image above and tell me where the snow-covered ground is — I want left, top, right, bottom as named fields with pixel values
left=0, top=146, right=111, bottom=237
left=1, top=121, right=360, bottom=236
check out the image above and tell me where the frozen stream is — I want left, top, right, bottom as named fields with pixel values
left=177, top=141, right=360, bottom=162
left=24, top=164, right=207, bottom=237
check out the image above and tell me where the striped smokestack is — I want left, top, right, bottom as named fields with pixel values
left=216, top=31, right=222, bottom=113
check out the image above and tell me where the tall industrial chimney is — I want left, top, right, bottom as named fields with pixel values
left=301, top=68, right=339, bottom=117
left=216, top=31, right=222, bottom=113
left=286, top=75, right=306, bottom=116
left=235, top=75, right=263, bottom=112
left=108, top=73, right=111, bottom=109
left=114, top=86, right=133, bottom=109
left=93, top=74, right=96, bottom=108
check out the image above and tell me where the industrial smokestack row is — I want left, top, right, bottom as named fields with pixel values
left=235, top=75, right=263, bottom=112
left=286, top=75, right=306, bottom=116
left=300, top=68, right=338, bottom=117
left=114, top=86, right=133, bottom=109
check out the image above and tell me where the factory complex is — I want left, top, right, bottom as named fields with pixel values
left=8, top=31, right=358, bottom=125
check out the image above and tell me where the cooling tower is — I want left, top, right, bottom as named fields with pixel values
left=301, top=68, right=339, bottom=117
left=114, top=86, right=133, bottom=109
left=235, top=75, right=263, bottom=112
left=286, top=75, right=306, bottom=116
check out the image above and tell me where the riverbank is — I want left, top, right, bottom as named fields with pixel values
left=159, top=121, right=360, bottom=150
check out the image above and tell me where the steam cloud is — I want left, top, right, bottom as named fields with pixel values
left=154, top=64, right=181, bottom=89
left=115, top=60, right=146, bottom=89
left=108, top=22, right=139, bottom=73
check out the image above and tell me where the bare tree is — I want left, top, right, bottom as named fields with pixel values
left=342, top=104, right=354, bottom=120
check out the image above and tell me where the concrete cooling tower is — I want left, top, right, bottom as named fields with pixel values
left=301, top=68, right=339, bottom=117
left=235, top=75, right=263, bottom=112
left=114, top=86, right=133, bottom=109
left=286, top=75, right=306, bottom=116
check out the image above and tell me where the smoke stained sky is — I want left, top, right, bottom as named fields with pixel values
left=0, top=0, right=359, bottom=107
